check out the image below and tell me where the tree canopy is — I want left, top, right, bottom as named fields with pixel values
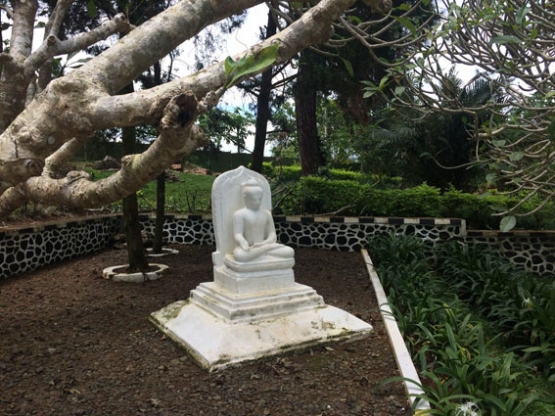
left=363, top=0, right=555, bottom=225
left=2, top=0, right=553, bottom=227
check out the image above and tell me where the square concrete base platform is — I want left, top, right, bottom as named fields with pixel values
left=150, top=291, right=373, bottom=372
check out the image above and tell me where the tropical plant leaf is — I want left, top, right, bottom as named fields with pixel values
left=499, top=215, right=516, bottom=232
left=394, top=86, right=406, bottom=96
left=489, top=35, right=522, bottom=46
left=516, top=6, right=530, bottom=26
left=509, top=151, right=524, bottom=162
left=341, top=58, right=354, bottom=77
left=224, top=42, right=280, bottom=88
left=392, top=16, right=417, bottom=35
left=86, top=0, right=98, bottom=18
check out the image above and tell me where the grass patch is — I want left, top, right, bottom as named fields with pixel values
left=87, top=169, right=215, bottom=214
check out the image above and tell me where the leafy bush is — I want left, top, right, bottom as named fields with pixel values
left=441, top=188, right=499, bottom=229
left=278, top=179, right=444, bottom=217
left=87, top=163, right=555, bottom=229
left=363, top=174, right=403, bottom=190
left=277, top=177, right=367, bottom=215
left=388, top=183, right=442, bottom=217
left=263, top=163, right=401, bottom=187
left=258, top=163, right=301, bottom=181
left=442, top=188, right=555, bottom=230
left=328, top=169, right=364, bottom=182
left=259, top=162, right=276, bottom=178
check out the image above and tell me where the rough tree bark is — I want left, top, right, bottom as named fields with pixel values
left=153, top=172, right=166, bottom=254
left=116, top=79, right=149, bottom=273
left=151, top=61, right=167, bottom=255
left=121, top=122, right=149, bottom=272
left=251, top=10, right=277, bottom=173
left=0, top=0, right=363, bottom=219
left=294, top=49, right=326, bottom=176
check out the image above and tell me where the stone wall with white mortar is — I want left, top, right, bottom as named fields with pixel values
left=0, top=215, right=120, bottom=279
left=1, top=214, right=553, bottom=279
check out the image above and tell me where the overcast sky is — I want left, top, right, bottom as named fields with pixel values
left=191, top=4, right=275, bottom=155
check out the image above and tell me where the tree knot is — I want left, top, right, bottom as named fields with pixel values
left=161, top=92, right=198, bottom=130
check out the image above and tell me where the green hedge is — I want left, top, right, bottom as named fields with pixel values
left=262, top=163, right=401, bottom=189
left=275, top=177, right=555, bottom=230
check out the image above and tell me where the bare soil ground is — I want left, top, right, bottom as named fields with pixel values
left=0, top=244, right=411, bottom=416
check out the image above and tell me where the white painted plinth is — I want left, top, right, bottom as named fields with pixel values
left=191, top=281, right=325, bottom=322
left=150, top=295, right=372, bottom=372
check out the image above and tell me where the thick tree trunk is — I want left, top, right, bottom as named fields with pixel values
left=294, top=49, right=325, bottom=176
left=122, top=191, right=149, bottom=272
left=251, top=11, right=277, bottom=173
left=152, top=171, right=166, bottom=254
left=121, top=84, right=149, bottom=273
left=152, top=61, right=166, bottom=254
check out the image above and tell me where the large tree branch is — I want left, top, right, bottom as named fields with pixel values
left=0, top=0, right=358, bottom=187
left=77, top=0, right=268, bottom=94
left=0, top=3, right=14, bottom=19
left=0, top=0, right=267, bottom=182
left=92, top=0, right=354, bottom=129
left=43, top=137, right=86, bottom=178
left=0, top=92, right=206, bottom=217
left=25, top=14, right=131, bottom=79
left=0, top=0, right=38, bottom=131
left=0, top=0, right=361, bottom=216
left=44, top=0, right=73, bottom=37
left=9, top=0, right=37, bottom=61
left=37, top=0, right=76, bottom=91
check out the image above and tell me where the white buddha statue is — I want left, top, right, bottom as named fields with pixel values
left=232, top=179, right=294, bottom=263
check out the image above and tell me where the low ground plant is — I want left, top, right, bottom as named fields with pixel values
left=369, top=233, right=555, bottom=415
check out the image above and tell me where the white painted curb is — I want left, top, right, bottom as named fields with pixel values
left=146, top=247, right=180, bottom=258
left=362, top=249, right=431, bottom=413
left=102, top=263, right=169, bottom=282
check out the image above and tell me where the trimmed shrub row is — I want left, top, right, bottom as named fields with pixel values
left=275, top=176, right=555, bottom=230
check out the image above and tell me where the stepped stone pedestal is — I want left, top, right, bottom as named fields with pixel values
left=150, top=166, right=372, bottom=371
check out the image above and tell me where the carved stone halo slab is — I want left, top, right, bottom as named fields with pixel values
left=150, top=166, right=372, bottom=371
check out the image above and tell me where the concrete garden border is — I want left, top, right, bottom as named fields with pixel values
left=362, top=249, right=430, bottom=412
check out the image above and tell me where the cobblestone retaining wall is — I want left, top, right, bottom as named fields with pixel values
left=0, top=216, right=120, bottom=279
left=138, top=215, right=465, bottom=252
left=1, top=214, right=553, bottom=279
left=462, top=230, right=555, bottom=276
